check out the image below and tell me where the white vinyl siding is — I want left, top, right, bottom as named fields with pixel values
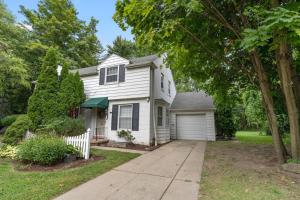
left=107, top=99, right=151, bottom=145
left=81, top=55, right=150, bottom=100
left=119, top=105, right=132, bottom=130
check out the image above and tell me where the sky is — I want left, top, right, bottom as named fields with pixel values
left=4, top=0, right=134, bottom=47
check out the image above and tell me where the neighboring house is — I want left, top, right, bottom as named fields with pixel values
left=73, top=54, right=216, bottom=145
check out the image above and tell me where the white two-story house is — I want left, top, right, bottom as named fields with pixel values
left=74, top=54, right=216, bottom=146
left=74, top=54, right=176, bottom=145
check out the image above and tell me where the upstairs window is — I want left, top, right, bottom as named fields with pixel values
left=168, top=81, right=171, bottom=96
left=106, top=66, right=118, bottom=83
left=161, top=73, right=164, bottom=91
left=157, top=106, right=163, bottom=126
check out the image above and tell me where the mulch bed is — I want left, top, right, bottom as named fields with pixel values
left=13, top=155, right=104, bottom=172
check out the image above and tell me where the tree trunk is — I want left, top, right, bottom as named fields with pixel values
left=276, top=42, right=300, bottom=159
left=251, top=50, right=287, bottom=163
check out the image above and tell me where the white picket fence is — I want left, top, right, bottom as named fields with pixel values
left=64, top=128, right=91, bottom=159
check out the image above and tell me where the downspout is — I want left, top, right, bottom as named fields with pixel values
left=151, top=67, right=158, bottom=146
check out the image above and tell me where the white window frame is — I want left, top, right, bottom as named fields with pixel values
left=105, top=65, right=119, bottom=84
left=157, top=106, right=164, bottom=127
left=168, top=81, right=171, bottom=96
left=118, top=104, right=133, bottom=130
left=161, top=73, right=164, bottom=91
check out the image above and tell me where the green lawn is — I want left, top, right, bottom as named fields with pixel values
left=236, top=131, right=290, bottom=145
left=200, top=131, right=299, bottom=200
left=0, top=149, right=139, bottom=200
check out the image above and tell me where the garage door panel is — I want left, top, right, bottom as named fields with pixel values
left=176, top=115, right=207, bottom=140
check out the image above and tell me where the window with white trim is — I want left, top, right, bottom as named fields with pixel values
left=119, top=105, right=132, bottom=129
left=161, top=73, right=164, bottom=91
left=106, top=66, right=118, bottom=83
left=168, top=81, right=171, bottom=96
left=157, top=106, right=163, bottom=126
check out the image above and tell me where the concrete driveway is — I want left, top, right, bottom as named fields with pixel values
left=55, top=140, right=206, bottom=200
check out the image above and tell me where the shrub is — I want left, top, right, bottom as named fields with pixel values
left=2, top=115, right=33, bottom=145
left=17, top=135, right=76, bottom=165
left=36, top=117, right=85, bottom=136
left=0, top=145, right=18, bottom=159
left=215, top=107, right=237, bottom=139
left=117, top=130, right=135, bottom=143
left=0, top=115, right=20, bottom=127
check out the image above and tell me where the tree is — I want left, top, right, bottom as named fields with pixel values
left=114, top=0, right=288, bottom=163
left=59, top=72, right=85, bottom=118
left=0, top=1, right=31, bottom=117
left=107, top=36, right=136, bottom=58
left=241, top=2, right=300, bottom=159
left=20, top=0, right=103, bottom=74
left=107, top=35, right=153, bottom=58
left=27, top=47, right=62, bottom=128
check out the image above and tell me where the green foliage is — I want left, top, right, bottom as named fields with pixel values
left=59, top=72, right=85, bottom=115
left=17, top=135, right=73, bottom=165
left=0, top=115, right=20, bottom=127
left=241, top=90, right=266, bottom=130
left=287, top=158, right=300, bottom=164
left=241, top=6, right=300, bottom=50
left=0, top=145, right=18, bottom=159
left=27, top=47, right=63, bottom=128
left=107, top=35, right=153, bottom=58
left=2, top=115, right=33, bottom=145
left=215, top=106, right=237, bottom=139
left=36, top=117, right=85, bottom=136
left=117, top=130, right=135, bottom=143
left=20, top=0, right=103, bottom=68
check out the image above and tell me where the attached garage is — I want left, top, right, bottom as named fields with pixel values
left=170, top=92, right=216, bottom=141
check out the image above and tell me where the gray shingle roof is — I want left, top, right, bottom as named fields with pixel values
left=70, top=66, right=98, bottom=77
left=130, top=54, right=158, bottom=64
left=171, top=92, right=215, bottom=110
left=72, top=54, right=159, bottom=76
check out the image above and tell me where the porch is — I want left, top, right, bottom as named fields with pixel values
left=80, top=97, right=109, bottom=144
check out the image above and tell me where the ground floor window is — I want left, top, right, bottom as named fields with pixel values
left=119, top=104, right=132, bottom=129
left=157, top=106, right=163, bottom=126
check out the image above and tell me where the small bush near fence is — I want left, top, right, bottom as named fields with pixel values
left=3, top=115, right=33, bottom=145
left=36, top=117, right=85, bottom=136
left=17, top=135, right=78, bottom=166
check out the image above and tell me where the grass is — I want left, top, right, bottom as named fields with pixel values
left=0, top=149, right=139, bottom=200
left=200, top=131, right=299, bottom=200
left=236, top=131, right=290, bottom=145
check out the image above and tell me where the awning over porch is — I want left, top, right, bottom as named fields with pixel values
left=81, top=97, right=108, bottom=109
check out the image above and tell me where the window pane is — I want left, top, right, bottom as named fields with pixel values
left=157, top=107, right=163, bottom=126
left=107, top=67, right=118, bottom=75
left=119, top=117, right=131, bottom=129
left=119, top=105, right=132, bottom=129
left=120, top=105, right=132, bottom=117
left=106, top=75, right=118, bottom=82
left=161, top=73, right=164, bottom=89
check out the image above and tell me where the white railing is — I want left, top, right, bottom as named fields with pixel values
left=64, top=128, right=91, bottom=159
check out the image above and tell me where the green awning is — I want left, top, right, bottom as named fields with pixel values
left=81, top=97, right=108, bottom=109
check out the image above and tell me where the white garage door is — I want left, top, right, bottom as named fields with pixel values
left=176, top=114, right=207, bottom=140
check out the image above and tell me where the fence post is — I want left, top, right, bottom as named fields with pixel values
left=84, top=128, right=91, bottom=159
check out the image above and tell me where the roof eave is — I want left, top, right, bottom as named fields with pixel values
left=170, top=108, right=216, bottom=112
left=126, top=61, right=157, bottom=69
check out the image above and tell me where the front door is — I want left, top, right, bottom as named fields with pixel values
left=96, top=109, right=106, bottom=138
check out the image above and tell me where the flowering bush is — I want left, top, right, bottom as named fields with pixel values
left=0, top=145, right=18, bottom=159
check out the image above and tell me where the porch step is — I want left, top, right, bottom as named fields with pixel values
left=91, top=139, right=109, bottom=146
